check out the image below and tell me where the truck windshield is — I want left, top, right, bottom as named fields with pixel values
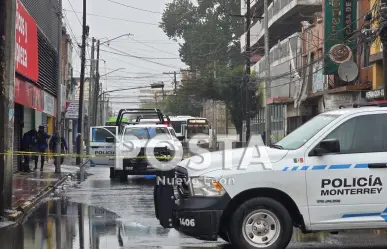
left=187, top=125, right=210, bottom=138
left=275, top=114, right=339, bottom=150
left=123, top=127, right=171, bottom=141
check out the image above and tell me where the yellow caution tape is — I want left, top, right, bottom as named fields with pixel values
left=4, top=150, right=186, bottom=159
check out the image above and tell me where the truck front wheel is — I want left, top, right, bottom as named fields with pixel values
left=228, top=197, right=292, bottom=249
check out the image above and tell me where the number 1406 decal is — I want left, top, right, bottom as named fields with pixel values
left=179, top=218, right=195, bottom=227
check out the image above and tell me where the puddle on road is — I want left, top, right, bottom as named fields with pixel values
left=1, top=197, right=387, bottom=249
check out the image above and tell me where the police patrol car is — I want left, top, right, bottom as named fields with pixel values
left=90, top=108, right=182, bottom=181
left=154, top=103, right=387, bottom=249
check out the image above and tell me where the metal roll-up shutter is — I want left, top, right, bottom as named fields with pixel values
left=23, top=107, right=33, bottom=134
left=13, top=104, right=23, bottom=172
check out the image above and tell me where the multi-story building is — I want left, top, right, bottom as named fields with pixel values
left=13, top=0, right=62, bottom=172
left=364, top=0, right=385, bottom=103
left=240, top=0, right=322, bottom=57
left=242, top=0, right=377, bottom=144
left=61, top=27, right=75, bottom=152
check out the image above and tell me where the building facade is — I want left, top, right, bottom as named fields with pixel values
left=240, top=0, right=378, bottom=144
left=13, top=0, right=61, bottom=172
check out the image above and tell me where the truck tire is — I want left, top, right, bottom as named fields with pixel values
left=117, top=170, right=127, bottom=182
left=109, top=167, right=116, bottom=179
left=228, top=197, right=292, bottom=249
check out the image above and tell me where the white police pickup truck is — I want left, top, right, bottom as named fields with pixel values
left=154, top=104, right=387, bottom=249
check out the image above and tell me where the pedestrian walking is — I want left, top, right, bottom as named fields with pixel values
left=49, top=131, right=68, bottom=167
left=21, top=129, right=37, bottom=172
left=34, top=125, right=51, bottom=171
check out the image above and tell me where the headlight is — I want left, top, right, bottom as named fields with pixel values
left=190, top=176, right=226, bottom=197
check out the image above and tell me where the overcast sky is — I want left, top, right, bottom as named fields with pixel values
left=62, top=0, right=187, bottom=113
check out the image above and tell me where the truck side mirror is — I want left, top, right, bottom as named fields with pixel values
left=309, top=138, right=340, bottom=156
left=106, top=137, right=115, bottom=143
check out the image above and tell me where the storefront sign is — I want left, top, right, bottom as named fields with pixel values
left=43, top=91, right=55, bottom=116
left=65, top=101, right=79, bottom=119
left=365, top=89, right=384, bottom=100
left=65, top=101, right=88, bottom=119
left=323, top=0, right=357, bottom=75
left=15, top=77, right=43, bottom=111
left=15, top=0, right=38, bottom=82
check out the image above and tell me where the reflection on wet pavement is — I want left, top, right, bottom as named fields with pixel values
left=2, top=167, right=387, bottom=249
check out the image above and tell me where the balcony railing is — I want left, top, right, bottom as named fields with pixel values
left=255, top=33, right=301, bottom=75
left=240, top=0, right=321, bottom=52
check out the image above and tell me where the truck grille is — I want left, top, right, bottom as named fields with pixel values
left=174, top=166, right=190, bottom=200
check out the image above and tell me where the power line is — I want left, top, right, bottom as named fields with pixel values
left=101, top=46, right=182, bottom=69
left=99, top=49, right=180, bottom=59
left=128, top=37, right=179, bottom=57
left=106, top=0, right=162, bottom=14
left=63, top=9, right=159, bottom=25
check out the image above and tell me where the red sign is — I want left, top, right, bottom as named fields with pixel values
left=15, top=0, right=39, bottom=82
left=15, top=76, right=43, bottom=112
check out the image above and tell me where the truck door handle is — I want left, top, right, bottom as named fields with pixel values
left=368, top=163, right=387, bottom=168
left=91, top=146, right=100, bottom=149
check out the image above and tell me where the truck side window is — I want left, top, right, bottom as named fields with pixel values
left=92, top=127, right=116, bottom=142
left=324, top=114, right=387, bottom=154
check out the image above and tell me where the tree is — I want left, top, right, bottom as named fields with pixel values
left=160, top=0, right=261, bottom=135
left=177, top=65, right=261, bottom=135
left=160, top=0, right=244, bottom=70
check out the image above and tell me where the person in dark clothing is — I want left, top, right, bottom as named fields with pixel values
left=21, top=129, right=37, bottom=172
left=34, top=125, right=51, bottom=171
left=49, top=131, right=68, bottom=167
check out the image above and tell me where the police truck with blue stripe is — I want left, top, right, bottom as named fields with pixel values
left=154, top=103, right=387, bottom=249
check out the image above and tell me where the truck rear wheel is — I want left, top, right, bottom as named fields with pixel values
left=109, top=167, right=116, bottom=178
left=228, top=197, right=292, bottom=249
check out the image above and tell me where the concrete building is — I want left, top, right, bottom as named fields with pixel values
left=240, top=0, right=322, bottom=57
left=13, top=0, right=63, bottom=172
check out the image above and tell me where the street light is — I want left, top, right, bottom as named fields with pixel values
left=99, top=33, right=133, bottom=46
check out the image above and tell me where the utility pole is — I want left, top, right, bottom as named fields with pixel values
left=76, top=0, right=87, bottom=165
left=380, top=2, right=387, bottom=99
left=93, top=40, right=100, bottom=126
left=0, top=0, right=16, bottom=215
left=163, top=71, right=180, bottom=94
left=264, top=0, right=271, bottom=146
left=86, top=38, right=95, bottom=156
left=245, top=0, right=251, bottom=143
left=55, top=0, right=63, bottom=173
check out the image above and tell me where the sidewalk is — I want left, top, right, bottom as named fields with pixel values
left=6, top=158, right=88, bottom=223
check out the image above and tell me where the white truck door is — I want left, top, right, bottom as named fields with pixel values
left=305, top=112, right=387, bottom=230
left=89, top=126, right=118, bottom=167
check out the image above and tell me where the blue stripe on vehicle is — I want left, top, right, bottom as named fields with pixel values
left=312, top=165, right=327, bottom=170
left=282, top=163, right=374, bottom=171
left=329, top=164, right=351, bottom=169
left=342, top=213, right=380, bottom=218
left=354, top=164, right=368, bottom=168
left=380, top=215, right=387, bottom=221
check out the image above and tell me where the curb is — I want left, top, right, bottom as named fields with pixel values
left=7, top=159, right=89, bottom=224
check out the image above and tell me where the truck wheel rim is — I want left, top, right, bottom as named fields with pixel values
left=242, top=209, right=281, bottom=248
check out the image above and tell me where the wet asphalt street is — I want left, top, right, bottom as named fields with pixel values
left=3, top=166, right=387, bottom=249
